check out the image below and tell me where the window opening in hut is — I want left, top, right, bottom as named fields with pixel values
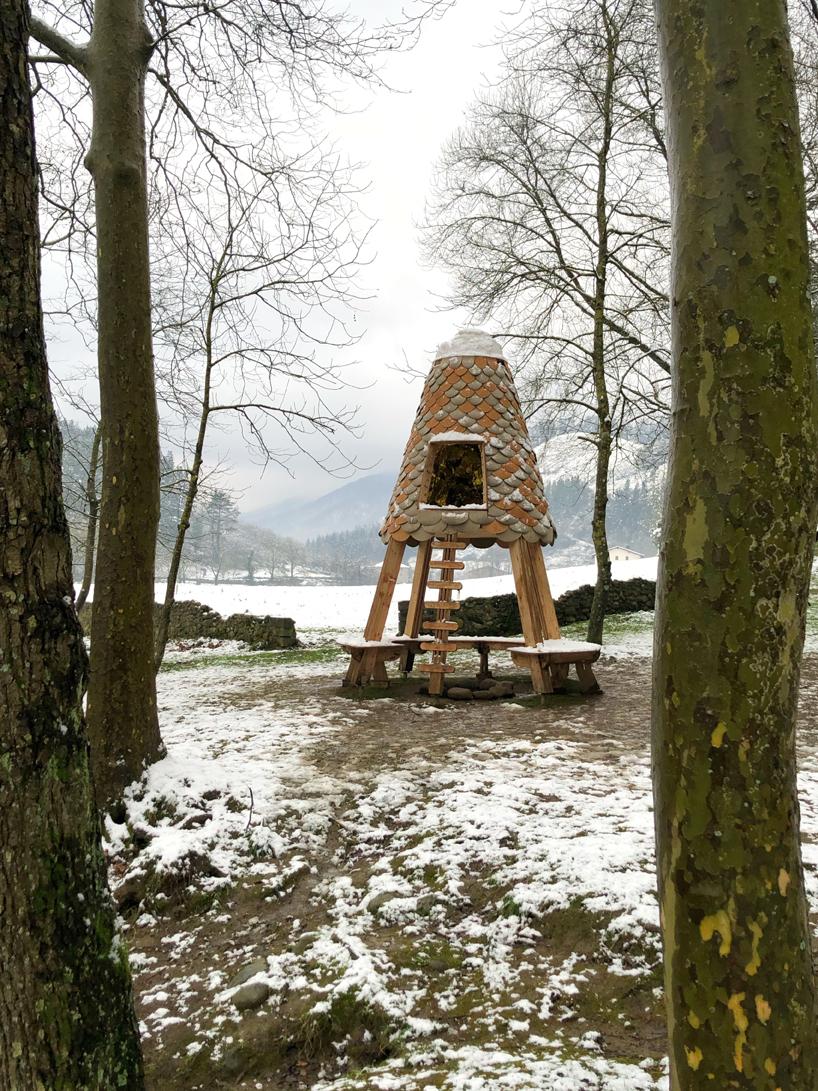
left=426, top=443, right=485, bottom=507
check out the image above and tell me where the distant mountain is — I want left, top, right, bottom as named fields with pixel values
left=243, top=472, right=396, bottom=540
left=242, top=433, right=665, bottom=554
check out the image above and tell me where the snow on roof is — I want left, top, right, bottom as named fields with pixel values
left=433, top=328, right=508, bottom=361
left=381, top=340, right=556, bottom=547
left=428, top=431, right=487, bottom=444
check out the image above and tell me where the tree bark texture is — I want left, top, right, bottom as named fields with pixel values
left=652, top=2, right=818, bottom=1087
left=84, top=0, right=163, bottom=804
left=75, top=425, right=100, bottom=612
left=0, top=2, right=145, bottom=1085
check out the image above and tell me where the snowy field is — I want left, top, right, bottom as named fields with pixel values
left=100, top=559, right=818, bottom=1089
left=157, top=555, right=659, bottom=642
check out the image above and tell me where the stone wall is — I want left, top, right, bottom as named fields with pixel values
left=397, top=577, right=656, bottom=637
left=78, top=599, right=297, bottom=650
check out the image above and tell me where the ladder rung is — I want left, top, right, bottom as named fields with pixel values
left=427, top=581, right=463, bottom=590
left=429, top=560, right=465, bottom=570
left=424, top=601, right=461, bottom=611
left=420, top=642, right=457, bottom=652
left=431, top=541, right=468, bottom=550
left=417, top=663, right=455, bottom=673
left=423, top=620, right=459, bottom=631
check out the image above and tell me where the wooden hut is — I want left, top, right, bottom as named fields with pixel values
left=341, top=330, right=601, bottom=695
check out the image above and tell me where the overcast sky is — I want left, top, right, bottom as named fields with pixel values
left=233, top=0, right=509, bottom=515
left=42, top=0, right=515, bottom=516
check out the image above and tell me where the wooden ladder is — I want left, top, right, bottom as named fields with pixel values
left=416, top=536, right=466, bottom=695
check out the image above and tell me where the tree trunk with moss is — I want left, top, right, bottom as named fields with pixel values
left=652, top=1, right=818, bottom=1087
left=28, top=0, right=163, bottom=806
left=0, top=2, right=145, bottom=1085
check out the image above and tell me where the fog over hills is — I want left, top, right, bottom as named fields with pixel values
left=244, top=472, right=396, bottom=539
left=243, top=432, right=666, bottom=564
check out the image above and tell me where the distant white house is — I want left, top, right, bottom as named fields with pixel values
left=609, top=546, right=644, bottom=563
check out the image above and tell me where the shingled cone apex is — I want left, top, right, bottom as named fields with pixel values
left=381, top=330, right=557, bottom=546
left=341, top=331, right=601, bottom=699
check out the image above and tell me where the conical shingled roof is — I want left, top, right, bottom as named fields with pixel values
left=380, top=331, right=557, bottom=546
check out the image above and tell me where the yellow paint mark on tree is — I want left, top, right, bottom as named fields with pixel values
left=711, top=722, right=727, bottom=748
left=700, top=909, right=732, bottom=955
left=746, top=920, right=763, bottom=975
left=727, top=993, right=748, bottom=1073
left=756, top=995, right=772, bottom=1024
left=778, top=868, right=790, bottom=896
left=685, top=1045, right=703, bottom=1070
left=725, top=325, right=740, bottom=347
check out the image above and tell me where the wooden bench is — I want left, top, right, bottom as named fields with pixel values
left=510, top=640, right=602, bottom=695
left=338, top=640, right=402, bottom=687
left=392, top=635, right=524, bottom=680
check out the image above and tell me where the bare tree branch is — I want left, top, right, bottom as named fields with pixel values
left=28, top=17, right=88, bottom=75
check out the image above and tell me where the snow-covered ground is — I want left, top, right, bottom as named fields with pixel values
left=152, top=556, right=659, bottom=638
left=99, top=558, right=818, bottom=1088
left=115, top=645, right=672, bottom=1089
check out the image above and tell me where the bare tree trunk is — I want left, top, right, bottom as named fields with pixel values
left=0, top=3, right=144, bottom=1084
left=154, top=410, right=209, bottom=670
left=587, top=4, right=615, bottom=645
left=75, top=424, right=101, bottom=612
left=84, top=0, right=163, bottom=805
left=652, top=0, right=818, bottom=1085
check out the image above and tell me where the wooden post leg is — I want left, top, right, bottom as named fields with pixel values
left=345, top=650, right=364, bottom=686
left=551, top=663, right=569, bottom=689
left=372, top=654, right=390, bottom=688
left=429, top=670, right=445, bottom=696
left=405, top=539, right=432, bottom=637
left=529, top=655, right=553, bottom=695
left=364, top=539, right=407, bottom=641
left=359, top=649, right=378, bottom=686
left=476, top=642, right=491, bottom=681
left=576, top=661, right=601, bottom=694
left=527, top=541, right=561, bottom=639
left=509, top=539, right=545, bottom=646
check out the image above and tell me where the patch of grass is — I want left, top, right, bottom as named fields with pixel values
left=560, top=611, right=655, bottom=643
left=498, top=894, right=525, bottom=918
left=299, top=988, right=396, bottom=1067
left=415, top=938, right=462, bottom=972
left=159, top=644, right=344, bottom=674
left=142, top=795, right=179, bottom=825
